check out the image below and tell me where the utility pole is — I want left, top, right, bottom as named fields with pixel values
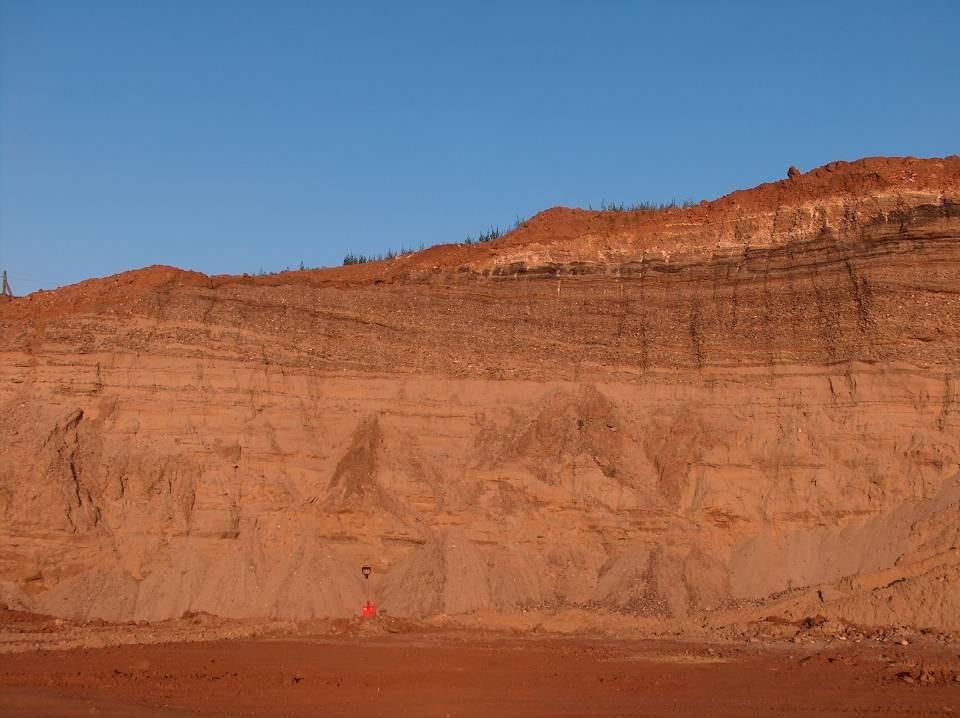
left=1, top=270, right=12, bottom=297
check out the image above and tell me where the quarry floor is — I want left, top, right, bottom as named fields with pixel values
left=1, top=613, right=958, bottom=717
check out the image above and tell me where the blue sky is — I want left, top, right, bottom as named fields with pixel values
left=1, top=1, right=958, bottom=290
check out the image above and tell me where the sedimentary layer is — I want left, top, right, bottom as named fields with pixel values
left=1, top=156, right=958, bottom=630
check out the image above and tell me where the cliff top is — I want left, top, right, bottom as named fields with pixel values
left=3, top=155, right=959, bottom=322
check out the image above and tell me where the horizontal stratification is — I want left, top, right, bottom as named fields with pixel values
left=3, top=224, right=958, bottom=381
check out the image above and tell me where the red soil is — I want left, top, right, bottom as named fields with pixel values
left=2, top=632, right=959, bottom=718
left=4, top=155, right=959, bottom=321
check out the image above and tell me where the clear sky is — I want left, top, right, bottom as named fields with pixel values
left=1, top=1, right=957, bottom=291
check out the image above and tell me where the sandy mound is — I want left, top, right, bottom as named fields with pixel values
left=32, top=524, right=365, bottom=621
left=379, top=529, right=494, bottom=616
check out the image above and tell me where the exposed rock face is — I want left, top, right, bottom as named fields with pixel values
left=1, top=156, right=959, bottom=630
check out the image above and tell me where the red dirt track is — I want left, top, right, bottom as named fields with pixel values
left=2, top=633, right=959, bottom=717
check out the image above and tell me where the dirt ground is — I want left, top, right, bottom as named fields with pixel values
left=1, top=622, right=959, bottom=718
